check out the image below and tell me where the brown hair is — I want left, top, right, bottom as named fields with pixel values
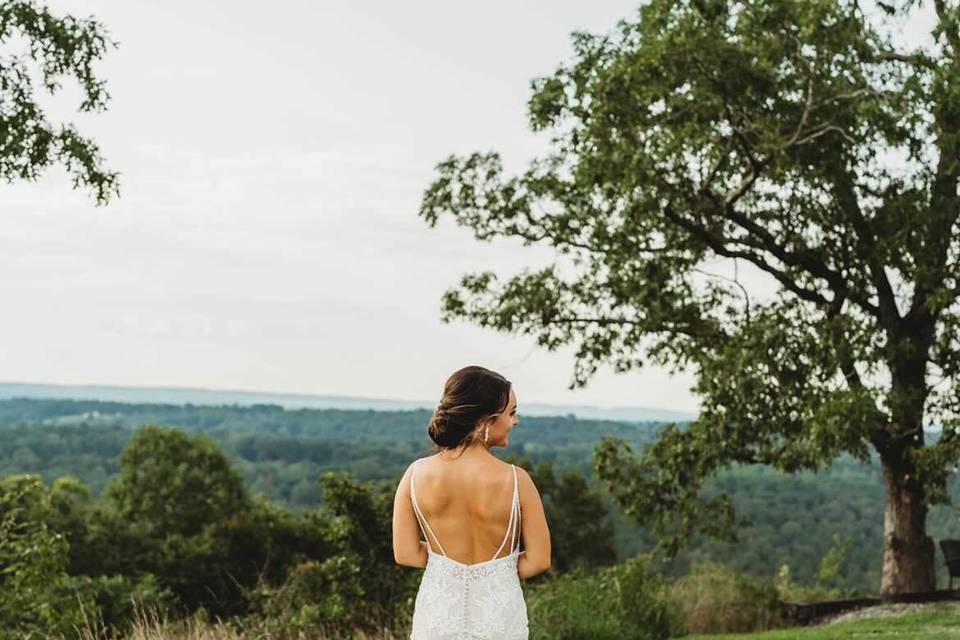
left=428, top=365, right=512, bottom=453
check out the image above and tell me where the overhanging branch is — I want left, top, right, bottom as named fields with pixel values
left=701, top=100, right=882, bottom=319
left=663, top=203, right=832, bottom=308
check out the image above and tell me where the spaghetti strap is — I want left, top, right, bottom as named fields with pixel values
left=491, top=464, right=521, bottom=560
left=410, top=459, right=447, bottom=556
left=510, top=464, right=521, bottom=554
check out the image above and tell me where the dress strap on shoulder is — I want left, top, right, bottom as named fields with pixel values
left=509, top=464, right=521, bottom=554
left=410, top=459, right=447, bottom=556
left=491, top=464, right=522, bottom=560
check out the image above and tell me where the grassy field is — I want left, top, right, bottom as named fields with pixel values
left=688, top=604, right=960, bottom=639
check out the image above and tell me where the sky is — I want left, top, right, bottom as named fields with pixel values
left=0, top=2, right=935, bottom=414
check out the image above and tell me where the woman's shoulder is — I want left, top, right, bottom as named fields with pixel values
left=412, top=452, right=519, bottom=474
left=411, top=454, right=439, bottom=467
left=485, top=457, right=532, bottom=485
left=407, top=454, right=440, bottom=474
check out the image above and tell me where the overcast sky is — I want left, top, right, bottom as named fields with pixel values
left=1, top=2, right=933, bottom=413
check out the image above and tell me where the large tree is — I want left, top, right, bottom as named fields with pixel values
left=0, top=0, right=117, bottom=202
left=420, top=0, right=960, bottom=596
left=107, top=425, right=249, bottom=538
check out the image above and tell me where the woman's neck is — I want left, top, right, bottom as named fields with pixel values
left=438, top=440, right=493, bottom=461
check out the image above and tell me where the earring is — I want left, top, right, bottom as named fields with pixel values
left=484, top=426, right=489, bottom=444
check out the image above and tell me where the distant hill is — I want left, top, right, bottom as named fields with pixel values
left=0, top=381, right=697, bottom=423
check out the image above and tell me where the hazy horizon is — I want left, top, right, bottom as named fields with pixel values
left=0, top=380, right=699, bottom=422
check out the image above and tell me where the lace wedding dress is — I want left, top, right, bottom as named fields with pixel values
left=409, top=459, right=529, bottom=639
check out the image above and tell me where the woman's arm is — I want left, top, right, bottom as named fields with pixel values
left=515, top=466, right=551, bottom=579
left=392, top=463, right=428, bottom=568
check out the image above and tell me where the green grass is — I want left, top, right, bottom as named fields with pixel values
left=687, top=604, right=960, bottom=639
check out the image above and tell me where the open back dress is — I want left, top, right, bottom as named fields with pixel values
left=408, top=458, right=528, bottom=639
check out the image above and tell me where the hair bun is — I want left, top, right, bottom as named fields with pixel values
left=426, top=366, right=512, bottom=451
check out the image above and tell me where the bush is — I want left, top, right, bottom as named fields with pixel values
left=0, top=475, right=89, bottom=639
left=257, top=555, right=368, bottom=637
left=668, top=563, right=782, bottom=634
left=52, top=573, right=178, bottom=634
left=526, top=554, right=681, bottom=639
left=774, top=562, right=856, bottom=604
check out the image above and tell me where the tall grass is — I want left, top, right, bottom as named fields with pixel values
left=70, top=602, right=247, bottom=640
left=525, top=555, right=681, bottom=639
left=668, top=563, right=783, bottom=634
left=67, top=602, right=401, bottom=640
left=56, top=560, right=838, bottom=639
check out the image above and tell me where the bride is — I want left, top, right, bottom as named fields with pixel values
left=392, top=365, right=551, bottom=639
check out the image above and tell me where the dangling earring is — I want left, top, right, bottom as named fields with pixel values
left=484, top=425, right=489, bottom=444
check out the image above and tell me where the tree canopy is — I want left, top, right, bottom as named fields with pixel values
left=420, top=0, right=960, bottom=595
left=0, top=0, right=118, bottom=202
left=106, top=425, right=249, bottom=537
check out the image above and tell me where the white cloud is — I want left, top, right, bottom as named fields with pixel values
left=0, top=0, right=706, bottom=412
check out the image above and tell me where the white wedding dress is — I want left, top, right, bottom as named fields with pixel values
left=409, top=459, right=529, bottom=639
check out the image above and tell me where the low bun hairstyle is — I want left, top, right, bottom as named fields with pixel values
left=428, top=365, right=512, bottom=452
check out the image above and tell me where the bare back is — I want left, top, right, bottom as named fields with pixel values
left=411, top=452, right=521, bottom=565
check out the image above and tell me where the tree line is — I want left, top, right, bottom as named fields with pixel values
left=5, top=397, right=960, bottom=595
left=0, top=420, right=619, bottom=637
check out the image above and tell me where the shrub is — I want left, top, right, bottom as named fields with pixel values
left=52, top=573, right=178, bottom=634
left=668, top=562, right=782, bottom=634
left=0, top=475, right=90, bottom=639
left=774, top=562, right=856, bottom=604
left=250, top=553, right=414, bottom=640
left=526, top=554, right=681, bottom=639
left=260, top=555, right=367, bottom=636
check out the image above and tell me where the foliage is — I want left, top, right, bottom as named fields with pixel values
left=254, top=557, right=374, bottom=639
left=774, top=563, right=853, bottom=606
left=816, top=533, right=853, bottom=588
left=4, top=408, right=957, bottom=635
left=107, top=425, right=249, bottom=537
left=525, top=554, right=681, bottom=640
left=96, top=426, right=336, bottom=616
left=252, top=471, right=419, bottom=639
left=317, top=471, right=418, bottom=615
left=510, top=455, right=618, bottom=573
left=669, top=563, right=783, bottom=634
left=9, top=399, right=960, bottom=593
left=54, top=573, right=177, bottom=634
left=0, top=475, right=90, bottom=638
left=0, top=0, right=118, bottom=201
left=419, top=0, right=960, bottom=593
left=0, top=475, right=178, bottom=636
left=0, top=398, right=659, bottom=495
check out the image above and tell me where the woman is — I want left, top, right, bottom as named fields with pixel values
left=392, top=365, right=551, bottom=639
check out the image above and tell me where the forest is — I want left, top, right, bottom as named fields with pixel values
left=4, top=396, right=960, bottom=600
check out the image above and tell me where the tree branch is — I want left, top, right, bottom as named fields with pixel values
left=512, top=200, right=681, bottom=257
left=705, top=100, right=881, bottom=318
left=785, top=72, right=816, bottom=148
left=905, top=12, right=960, bottom=323
left=696, top=176, right=881, bottom=318
left=825, top=290, right=866, bottom=390
left=830, top=171, right=900, bottom=329
left=544, top=316, right=638, bottom=326
left=662, top=203, right=832, bottom=307
left=935, top=0, right=960, bottom=57
left=693, top=261, right=752, bottom=322
left=861, top=50, right=936, bottom=69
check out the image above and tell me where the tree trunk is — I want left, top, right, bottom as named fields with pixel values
left=881, top=461, right=935, bottom=597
